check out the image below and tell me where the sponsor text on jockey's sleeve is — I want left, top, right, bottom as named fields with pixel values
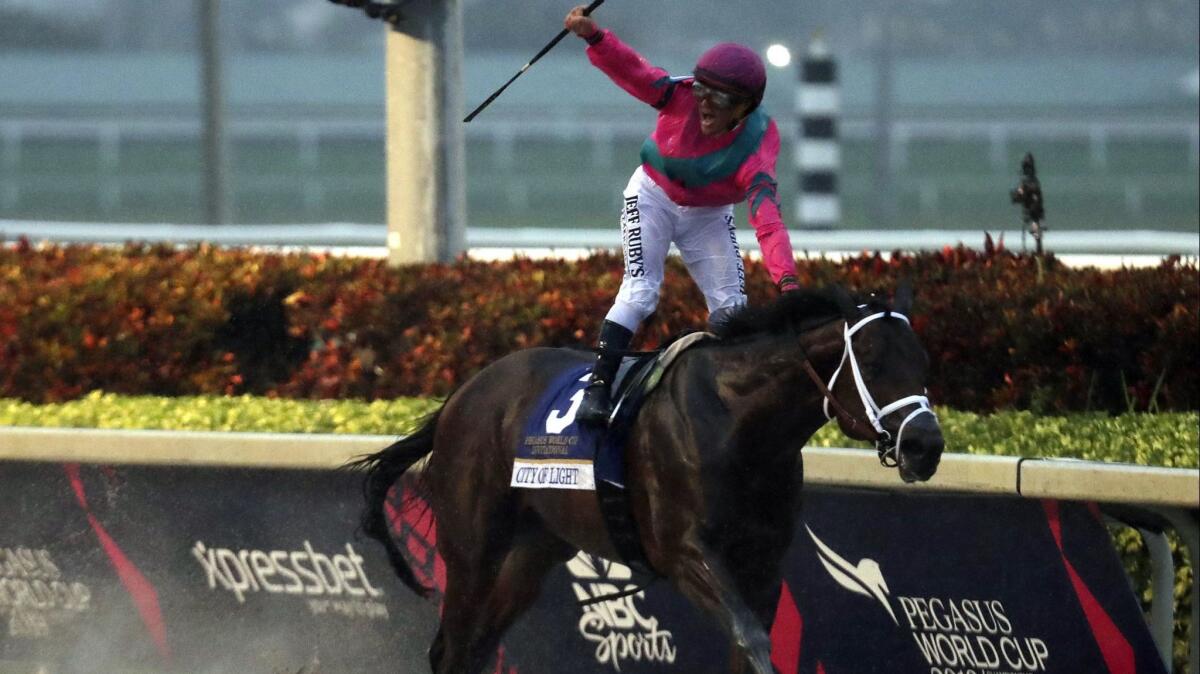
left=586, top=29, right=798, bottom=287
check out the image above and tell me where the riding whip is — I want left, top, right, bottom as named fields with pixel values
left=463, top=0, right=606, bottom=122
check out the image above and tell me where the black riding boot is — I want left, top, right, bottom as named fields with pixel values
left=577, top=320, right=634, bottom=426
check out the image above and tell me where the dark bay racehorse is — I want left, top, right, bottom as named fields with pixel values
left=354, top=285, right=944, bottom=674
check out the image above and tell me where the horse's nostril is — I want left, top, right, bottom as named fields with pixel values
left=903, top=432, right=944, bottom=458
left=903, top=417, right=943, bottom=452
left=899, top=433, right=944, bottom=482
left=924, top=435, right=944, bottom=456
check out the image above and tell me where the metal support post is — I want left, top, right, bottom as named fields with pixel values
left=384, top=0, right=466, bottom=265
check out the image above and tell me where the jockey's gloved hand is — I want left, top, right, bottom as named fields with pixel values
left=777, top=275, right=800, bottom=293
left=564, top=5, right=600, bottom=40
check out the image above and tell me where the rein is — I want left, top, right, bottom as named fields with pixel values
left=800, top=360, right=880, bottom=442
left=802, top=311, right=936, bottom=467
left=575, top=577, right=658, bottom=607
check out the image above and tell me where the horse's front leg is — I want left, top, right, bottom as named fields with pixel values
left=660, top=542, right=775, bottom=674
left=727, top=576, right=785, bottom=674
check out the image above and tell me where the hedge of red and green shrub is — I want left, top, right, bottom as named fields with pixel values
left=1, top=238, right=1196, bottom=412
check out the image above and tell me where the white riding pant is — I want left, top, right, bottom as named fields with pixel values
left=605, top=166, right=747, bottom=332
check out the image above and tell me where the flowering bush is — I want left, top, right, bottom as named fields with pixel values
left=1, top=239, right=1195, bottom=412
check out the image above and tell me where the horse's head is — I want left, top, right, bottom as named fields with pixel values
left=824, top=283, right=944, bottom=483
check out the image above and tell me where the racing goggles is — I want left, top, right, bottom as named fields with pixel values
left=691, top=81, right=743, bottom=110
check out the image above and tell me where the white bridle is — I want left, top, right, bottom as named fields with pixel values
left=822, top=311, right=937, bottom=466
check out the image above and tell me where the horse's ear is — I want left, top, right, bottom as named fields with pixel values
left=829, top=285, right=861, bottom=321
left=894, top=279, right=914, bottom=315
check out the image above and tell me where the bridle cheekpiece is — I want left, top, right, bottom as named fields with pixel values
left=808, top=310, right=936, bottom=467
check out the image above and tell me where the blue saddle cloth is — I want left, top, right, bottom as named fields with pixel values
left=510, top=358, right=651, bottom=491
left=510, top=334, right=711, bottom=573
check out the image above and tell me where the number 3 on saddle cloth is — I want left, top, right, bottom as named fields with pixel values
left=510, top=332, right=710, bottom=574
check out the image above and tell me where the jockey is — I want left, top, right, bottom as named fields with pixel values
left=565, top=6, right=801, bottom=426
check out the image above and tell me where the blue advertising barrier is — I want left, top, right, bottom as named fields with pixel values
left=0, top=459, right=1169, bottom=673
left=0, top=462, right=433, bottom=673
left=389, top=480, right=1167, bottom=674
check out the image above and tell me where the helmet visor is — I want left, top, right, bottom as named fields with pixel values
left=691, top=81, right=743, bottom=110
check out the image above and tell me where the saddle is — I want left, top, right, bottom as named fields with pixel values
left=601, top=331, right=712, bottom=481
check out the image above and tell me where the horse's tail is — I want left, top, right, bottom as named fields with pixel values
left=347, top=406, right=442, bottom=599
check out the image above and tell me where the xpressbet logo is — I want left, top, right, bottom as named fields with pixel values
left=806, top=524, right=898, bottom=624
left=193, top=540, right=382, bottom=604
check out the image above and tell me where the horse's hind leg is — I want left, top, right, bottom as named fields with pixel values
left=434, top=514, right=574, bottom=674
left=428, top=484, right=516, bottom=674
left=428, top=628, right=446, bottom=673
left=663, top=543, right=775, bottom=674
left=431, top=557, right=491, bottom=674
left=466, top=524, right=575, bottom=672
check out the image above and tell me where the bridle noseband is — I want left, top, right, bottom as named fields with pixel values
left=801, top=311, right=936, bottom=467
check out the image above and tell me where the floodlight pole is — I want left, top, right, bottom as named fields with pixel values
left=198, top=0, right=231, bottom=225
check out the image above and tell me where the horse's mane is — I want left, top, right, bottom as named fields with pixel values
left=654, top=286, right=897, bottom=350
left=710, top=288, right=841, bottom=341
left=709, top=286, right=889, bottom=342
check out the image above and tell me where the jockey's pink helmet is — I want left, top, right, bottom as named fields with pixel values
left=693, top=42, right=767, bottom=109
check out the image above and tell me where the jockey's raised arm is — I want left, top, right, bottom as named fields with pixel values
left=585, top=30, right=678, bottom=108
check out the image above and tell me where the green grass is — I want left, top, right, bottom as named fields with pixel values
left=316, top=138, right=386, bottom=175
left=1108, top=137, right=1196, bottom=175
left=2, top=135, right=1195, bottom=231
left=3, top=392, right=1196, bottom=468
left=118, top=139, right=202, bottom=173
left=907, top=138, right=994, bottom=175
left=0, top=391, right=439, bottom=436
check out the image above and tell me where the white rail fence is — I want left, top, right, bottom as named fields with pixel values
left=3, top=220, right=1198, bottom=264
left=1, top=426, right=1196, bottom=671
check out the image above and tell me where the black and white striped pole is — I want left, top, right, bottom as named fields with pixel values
left=795, top=36, right=840, bottom=229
